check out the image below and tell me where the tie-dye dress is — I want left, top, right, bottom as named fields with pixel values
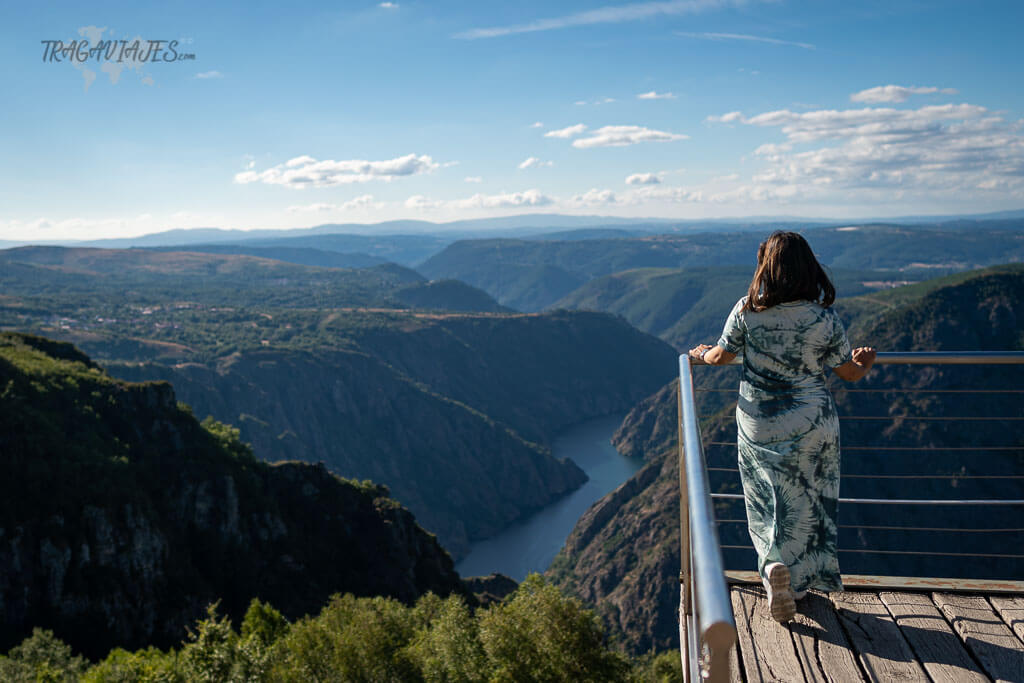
left=716, top=296, right=853, bottom=592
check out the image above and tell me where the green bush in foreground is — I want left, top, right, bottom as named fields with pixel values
left=5, top=576, right=681, bottom=682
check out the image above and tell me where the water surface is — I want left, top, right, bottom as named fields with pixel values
left=456, top=413, right=642, bottom=581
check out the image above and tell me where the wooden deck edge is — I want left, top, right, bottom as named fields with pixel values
left=724, top=570, right=1024, bottom=594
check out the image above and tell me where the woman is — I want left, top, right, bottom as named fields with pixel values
left=689, top=231, right=876, bottom=623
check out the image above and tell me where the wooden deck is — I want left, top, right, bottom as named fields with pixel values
left=729, top=585, right=1024, bottom=682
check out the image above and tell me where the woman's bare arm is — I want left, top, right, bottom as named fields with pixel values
left=832, top=346, right=877, bottom=382
left=688, top=343, right=737, bottom=366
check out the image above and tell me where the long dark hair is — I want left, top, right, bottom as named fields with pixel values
left=743, top=231, right=835, bottom=312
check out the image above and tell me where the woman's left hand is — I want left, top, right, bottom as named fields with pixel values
left=689, top=344, right=713, bottom=360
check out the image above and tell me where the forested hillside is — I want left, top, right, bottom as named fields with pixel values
left=0, top=332, right=466, bottom=657
left=108, top=310, right=677, bottom=557
left=549, top=265, right=1024, bottom=654
left=552, top=265, right=890, bottom=351
left=0, top=247, right=677, bottom=558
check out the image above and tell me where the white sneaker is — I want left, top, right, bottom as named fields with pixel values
left=764, top=563, right=796, bottom=622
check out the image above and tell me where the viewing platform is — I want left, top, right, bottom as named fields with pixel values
left=676, top=352, right=1024, bottom=683
left=726, top=579, right=1023, bottom=682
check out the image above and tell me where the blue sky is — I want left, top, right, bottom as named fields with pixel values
left=3, top=0, right=1024, bottom=240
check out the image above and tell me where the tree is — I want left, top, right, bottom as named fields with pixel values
left=478, top=575, right=631, bottom=683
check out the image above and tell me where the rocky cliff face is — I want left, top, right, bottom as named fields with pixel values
left=0, top=333, right=466, bottom=658
left=108, top=310, right=677, bottom=558
left=548, top=266, right=1024, bottom=654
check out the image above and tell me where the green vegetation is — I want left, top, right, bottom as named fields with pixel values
left=0, top=331, right=465, bottom=658
left=1, top=577, right=682, bottom=682
left=553, top=264, right=907, bottom=351
left=394, top=279, right=511, bottom=312
left=0, top=246, right=502, bottom=328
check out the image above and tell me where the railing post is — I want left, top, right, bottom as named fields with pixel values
left=678, top=354, right=737, bottom=683
left=677, top=376, right=693, bottom=682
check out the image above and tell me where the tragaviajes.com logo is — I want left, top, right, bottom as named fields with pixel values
left=42, top=26, right=196, bottom=92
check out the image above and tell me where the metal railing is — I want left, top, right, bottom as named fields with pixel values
left=677, top=354, right=735, bottom=683
left=677, top=350, right=1024, bottom=683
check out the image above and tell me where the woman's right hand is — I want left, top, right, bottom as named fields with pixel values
left=852, top=346, right=877, bottom=368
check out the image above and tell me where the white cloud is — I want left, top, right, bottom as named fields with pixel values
left=235, top=153, right=439, bottom=188
left=625, top=172, right=661, bottom=185
left=676, top=31, right=815, bottom=49
left=637, top=91, right=676, bottom=100
left=570, top=188, right=620, bottom=206
left=627, top=185, right=704, bottom=203
left=379, top=2, right=398, bottom=8
left=406, top=189, right=555, bottom=211
left=544, top=123, right=587, bottom=138
left=195, top=70, right=224, bottom=79
left=572, top=125, right=688, bottom=148
left=518, top=156, right=554, bottom=169
left=706, top=111, right=744, bottom=123
left=405, top=195, right=442, bottom=210
left=343, top=194, right=378, bottom=210
left=574, top=97, right=619, bottom=106
left=286, top=195, right=379, bottom=213
left=850, top=85, right=959, bottom=103
left=464, top=176, right=483, bottom=183
left=454, top=0, right=747, bottom=39
left=287, top=202, right=337, bottom=213
left=707, top=101, right=1024, bottom=199
left=530, top=121, right=544, bottom=128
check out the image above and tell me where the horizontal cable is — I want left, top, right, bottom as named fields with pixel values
left=842, top=473, right=1024, bottom=480
left=835, top=388, right=1024, bottom=394
left=839, top=548, right=1024, bottom=559
left=838, top=415, right=1024, bottom=421
left=704, top=441, right=1024, bottom=452
left=715, top=519, right=1024, bottom=533
left=720, top=544, right=1024, bottom=560
left=710, top=492, right=1024, bottom=505
left=698, top=389, right=1024, bottom=395
left=706, top=467, right=1024, bottom=480
left=700, top=417, right=1024, bottom=421
left=841, top=445, right=1024, bottom=451
left=700, top=415, right=1024, bottom=423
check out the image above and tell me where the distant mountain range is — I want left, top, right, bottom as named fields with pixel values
left=3, top=207, right=1023, bottom=255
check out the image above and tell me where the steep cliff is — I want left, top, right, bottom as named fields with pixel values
left=0, top=332, right=466, bottom=658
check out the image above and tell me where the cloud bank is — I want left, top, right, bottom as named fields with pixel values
left=235, top=154, right=439, bottom=188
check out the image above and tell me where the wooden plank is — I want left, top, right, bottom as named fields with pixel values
left=726, top=571, right=1024, bottom=595
left=728, top=641, right=743, bottom=683
left=936, top=592, right=1024, bottom=683
left=878, top=592, right=988, bottom=683
left=989, top=595, right=1024, bottom=646
left=789, top=592, right=865, bottom=683
left=830, top=591, right=928, bottom=682
left=730, top=586, right=805, bottom=682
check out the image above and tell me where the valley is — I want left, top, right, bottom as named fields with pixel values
left=2, top=216, right=1022, bottom=664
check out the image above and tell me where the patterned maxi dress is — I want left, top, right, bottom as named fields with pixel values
left=716, top=296, right=853, bottom=592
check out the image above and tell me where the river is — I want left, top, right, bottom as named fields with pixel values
left=455, top=413, right=643, bottom=581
